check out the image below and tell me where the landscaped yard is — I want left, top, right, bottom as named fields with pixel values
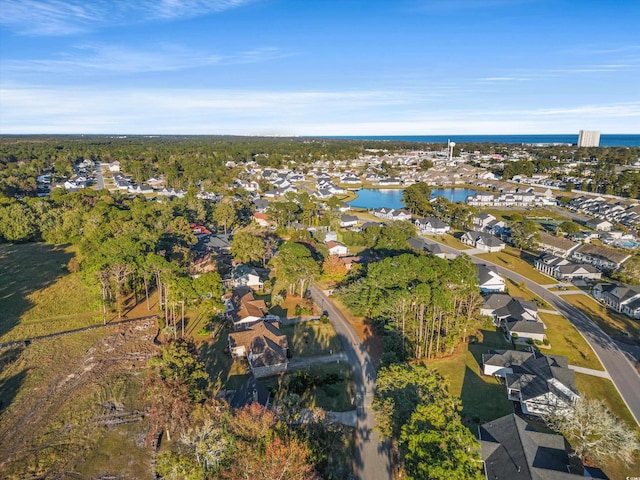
left=281, top=320, right=343, bottom=357
left=476, top=246, right=557, bottom=285
left=504, top=277, right=550, bottom=306
left=428, top=341, right=514, bottom=423
left=563, top=294, right=640, bottom=340
left=431, top=231, right=471, bottom=250
left=539, top=312, right=603, bottom=370
left=574, top=373, right=640, bottom=480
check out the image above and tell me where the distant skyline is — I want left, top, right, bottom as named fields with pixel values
left=1, top=0, right=639, bottom=135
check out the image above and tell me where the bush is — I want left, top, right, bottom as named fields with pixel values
left=543, top=338, right=550, bottom=346
left=527, top=338, right=535, bottom=345
left=323, top=384, right=341, bottom=398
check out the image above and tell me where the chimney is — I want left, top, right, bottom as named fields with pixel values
left=253, top=388, right=258, bottom=403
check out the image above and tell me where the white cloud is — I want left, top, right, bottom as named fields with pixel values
left=0, top=0, right=257, bottom=35
left=1, top=86, right=638, bottom=135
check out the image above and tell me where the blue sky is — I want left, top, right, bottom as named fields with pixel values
left=1, top=0, right=639, bottom=135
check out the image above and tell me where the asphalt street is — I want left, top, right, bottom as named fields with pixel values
left=309, top=284, right=392, bottom=480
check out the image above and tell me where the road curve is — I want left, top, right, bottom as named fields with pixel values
left=309, top=284, right=392, bottom=480
left=424, top=238, right=640, bottom=426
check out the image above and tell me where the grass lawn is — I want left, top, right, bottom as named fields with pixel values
left=269, top=294, right=318, bottom=319
left=475, top=246, right=557, bottom=285
left=539, top=313, right=603, bottom=370
left=504, top=277, right=548, bottom=304
left=428, top=341, right=514, bottom=423
left=431, top=232, right=471, bottom=250
left=564, top=294, right=640, bottom=340
left=574, top=373, right=640, bottom=480
left=281, top=320, right=343, bottom=357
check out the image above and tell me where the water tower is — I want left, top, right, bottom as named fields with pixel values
left=448, top=139, right=456, bottom=162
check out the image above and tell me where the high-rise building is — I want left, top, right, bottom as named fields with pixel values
left=577, top=130, right=600, bottom=147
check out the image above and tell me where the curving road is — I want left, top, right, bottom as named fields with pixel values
left=423, top=238, right=640, bottom=426
left=309, top=284, right=392, bottom=480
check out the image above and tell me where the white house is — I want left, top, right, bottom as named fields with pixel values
left=482, top=350, right=579, bottom=417
left=340, top=214, right=359, bottom=228
left=461, top=231, right=506, bottom=252
left=477, top=264, right=506, bottom=293
left=415, top=216, right=450, bottom=235
left=326, top=241, right=349, bottom=257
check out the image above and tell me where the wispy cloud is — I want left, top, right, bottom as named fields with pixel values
left=2, top=44, right=293, bottom=75
left=1, top=86, right=638, bottom=135
left=0, top=0, right=257, bottom=35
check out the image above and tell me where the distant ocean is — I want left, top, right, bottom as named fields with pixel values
left=329, top=134, right=640, bottom=147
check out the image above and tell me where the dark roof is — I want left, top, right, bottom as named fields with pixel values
left=341, top=214, right=359, bottom=222
left=574, top=243, right=631, bottom=265
left=230, top=377, right=270, bottom=409
left=505, top=320, right=545, bottom=335
left=482, top=293, right=513, bottom=310
left=479, top=414, right=582, bottom=480
left=477, top=264, right=501, bottom=285
left=494, top=297, right=538, bottom=321
left=416, top=216, right=447, bottom=229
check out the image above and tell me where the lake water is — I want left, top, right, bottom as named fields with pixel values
left=348, top=187, right=481, bottom=209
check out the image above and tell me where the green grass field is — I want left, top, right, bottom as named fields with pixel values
left=563, top=294, right=640, bottom=340
left=0, top=243, right=102, bottom=342
left=475, top=246, right=557, bottom=285
left=428, top=341, right=514, bottom=424
left=539, top=312, right=603, bottom=370
left=281, top=320, right=343, bottom=357
left=575, top=373, right=640, bottom=480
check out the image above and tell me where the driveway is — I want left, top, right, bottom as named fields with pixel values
left=310, top=284, right=392, bottom=480
left=424, top=237, right=640, bottom=426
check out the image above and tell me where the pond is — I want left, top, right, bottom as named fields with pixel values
left=348, top=187, right=482, bottom=210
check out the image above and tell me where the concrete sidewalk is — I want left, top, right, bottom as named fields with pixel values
left=569, top=365, right=611, bottom=379
left=287, top=352, right=348, bottom=370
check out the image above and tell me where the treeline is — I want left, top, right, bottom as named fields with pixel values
left=402, top=182, right=477, bottom=229
left=0, top=189, right=226, bottom=329
left=337, top=253, right=481, bottom=363
left=0, top=135, right=433, bottom=197
left=146, top=340, right=339, bottom=479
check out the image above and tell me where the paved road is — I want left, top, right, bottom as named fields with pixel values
left=310, top=284, right=392, bottom=480
left=94, top=162, right=106, bottom=190
left=423, top=237, right=640, bottom=425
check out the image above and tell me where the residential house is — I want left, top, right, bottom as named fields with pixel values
left=407, top=237, right=446, bottom=258
left=586, top=218, right=613, bottom=231
left=479, top=414, right=585, bottom=480
left=592, top=282, right=617, bottom=302
left=535, top=253, right=601, bottom=282
left=340, top=214, right=359, bottom=228
left=229, top=377, right=271, bottom=409
left=388, top=209, right=412, bottom=221
left=253, top=198, right=269, bottom=213
left=326, top=240, right=349, bottom=257
left=190, top=223, right=212, bottom=238
left=197, top=234, right=232, bottom=253
left=227, top=289, right=279, bottom=330
left=228, top=264, right=267, bottom=290
left=537, top=232, right=580, bottom=258
left=461, top=230, right=506, bottom=252
left=482, top=350, right=579, bottom=416
left=228, top=321, right=289, bottom=378
left=415, top=216, right=450, bottom=235
left=473, top=213, right=497, bottom=230
left=477, top=264, right=506, bottom=293
left=572, top=244, right=631, bottom=272
left=253, top=212, right=271, bottom=227
left=599, top=284, right=640, bottom=319
left=481, top=294, right=544, bottom=342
